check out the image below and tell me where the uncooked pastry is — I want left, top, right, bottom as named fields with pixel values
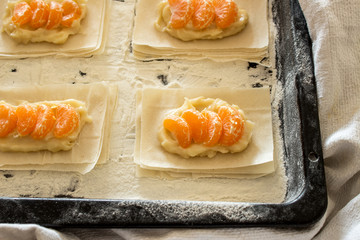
left=155, top=0, right=249, bottom=41
left=0, top=0, right=110, bottom=58
left=132, top=0, right=268, bottom=62
left=135, top=87, right=274, bottom=178
left=0, top=99, right=91, bottom=152
left=0, top=82, right=118, bottom=174
left=2, top=0, right=88, bottom=44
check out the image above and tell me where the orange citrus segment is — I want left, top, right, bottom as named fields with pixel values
left=16, top=104, right=38, bottom=136
left=46, top=1, right=63, bottom=30
left=213, top=0, right=238, bottom=29
left=168, top=0, right=193, bottom=29
left=12, top=2, right=33, bottom=26
left=163, top=115, right=192, bottom=148
left=53, top=104, right=80, bottom=138
left=0, top=104, right=17, bottom=138
left=31, top=104, right=56, bottom=139
left=61, top=0, right=81, bottom=27
left=192, top=0, right=215, bottom=30
left=181, top=109, right=207, bottom=143
left=202, top=110, right=222, bottom=147
left=218, top=105, right=244, bottom=146
left=30, top=0, right=50, bottom=29
left=218, top=104, right=239, bottom=119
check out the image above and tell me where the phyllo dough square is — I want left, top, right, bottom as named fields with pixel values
left=132, top=0, right=269, bottom=62
left=0, top=0, right=111, bottom=58
left=135, top=87, right=275, bottom=179
left=0, top=82, right=118, bottom=174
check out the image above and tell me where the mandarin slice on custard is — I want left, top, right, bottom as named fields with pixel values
left=12, top=2, right=33, bottom=26
left=218, top=105, right=244, bottom=146
left=168, top=0, right=194, bottom=29
left=61, top=0, right=81, bottom=28
left=192, top=0, right=215, bottom=30
left=163, top=115, right=192, bottom=148
left=46, top=1, right=63, bottom=30
left=0, top=104, right=17, bottom=138
left=31, top=104, right=56, bottom=139
left=213, top=0, right=238, bottom=29
left=53, top=104, right=80, bottom=138
left=16, top=104, right=38, bottom=136
left=181, top=109, right=207, bottom=144
left=30, top=0, right=50, bottom=29
left=202, top=110, right=222, bottom=147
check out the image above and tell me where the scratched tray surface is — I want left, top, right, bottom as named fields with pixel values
left=0, top=0, right=326, bottom=227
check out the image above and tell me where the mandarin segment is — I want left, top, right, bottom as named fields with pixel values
left=46, top=1, right=63, bottom=30
left=202, top=110, right=222, bottom=147
left=218, top=104, right=239, bottom=119
left=53, top=104, right=80, bottom=138
left=163, top=115, right=192, bottom=148
left=12, top=2, right=33, bottom=26
left=30, top=0, right=50, bottom=29
left=168, top=0, right=193, bottom=29
left=219, top=114, right=244, bottom=146
left=213, top=0, right=238, bottom=29
left=218, top=105, right=244, bottom=146
left=0, top=104, right=17, bottom=138
left=181, top=109, right=207, bottom=143
left=192, top=0, right=215, bottom=30
left=16, top=104, right=38, bottom=136
left=61, top=0, right=81, bottom=27
left=31, top=104, right=56, bottom=139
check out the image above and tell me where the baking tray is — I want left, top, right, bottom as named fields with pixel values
left=0, top=0, right=327, bottom=227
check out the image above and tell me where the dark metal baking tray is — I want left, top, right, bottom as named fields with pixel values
left=0, top=0, right=327, bottom=227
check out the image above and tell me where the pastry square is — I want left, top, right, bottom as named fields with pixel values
left=135, top=87, right=275, bottom=178
left=132, top=0, right=269, bottom=62
left=0, top=82, right=118, bottom=174
left=0, top=0, right=110, bottom=58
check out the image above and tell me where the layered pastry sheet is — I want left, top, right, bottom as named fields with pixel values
left=2, top=0, right=88, bottom=44
left=133, top=0, right=269, bottom=62
left=0, top=82, right=118, bottom=174
left=0, top=0, right=111, bottom=58
left=154, top=0, right=249, bottom=41
left=135, top=87, right=274, bottom=179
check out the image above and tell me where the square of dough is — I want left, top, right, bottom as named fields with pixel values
left=132, top=0, right=269, bottom=62
left=135, top=87, right=274, bottom=178
left=0, top=0, right=111, bottom=58
left=0, top=82, right=118, bottom=174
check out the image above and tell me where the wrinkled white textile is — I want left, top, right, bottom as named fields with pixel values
left=0, top=0, right=359, bottom=239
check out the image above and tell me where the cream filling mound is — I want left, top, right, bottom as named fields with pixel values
left=0, top=99, right=91, bottom=152
left=155, top=1, right=248, bottom=41
left=2, top=0, right=88, bottom=44
left=158, top=97, right=254, bottom=158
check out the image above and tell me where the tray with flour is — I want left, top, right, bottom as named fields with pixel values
left=0, top=0, right=327, bottom=227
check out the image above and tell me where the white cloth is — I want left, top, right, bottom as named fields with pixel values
left=1, top=0, right=359, bottom=239
left=0, top=224, right=77, bottom=240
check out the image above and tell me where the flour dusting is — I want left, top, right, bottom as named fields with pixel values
left=0, top=0, right=287, bottom=204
